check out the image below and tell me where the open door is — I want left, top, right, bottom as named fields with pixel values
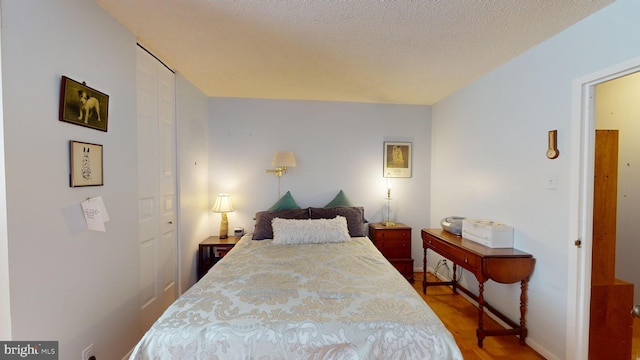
left=589, top=130, right=634, bottom=359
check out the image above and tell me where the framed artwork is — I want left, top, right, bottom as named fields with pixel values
left=59, top=76, right=109, bottom=132
left=383, top=141, right=412, bottom=178
left=69, top=141, right=103, bottom=187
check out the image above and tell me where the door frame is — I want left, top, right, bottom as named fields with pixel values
left=567, top=55, right=640, bottom=360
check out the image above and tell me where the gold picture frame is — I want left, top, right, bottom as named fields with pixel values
left=383, top=141, right=412, bottom=178
left=59, top=76, right=109, bottom=132
left=69, top=141, right=103, bottom=187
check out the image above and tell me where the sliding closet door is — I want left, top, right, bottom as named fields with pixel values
left=136, top=47, right=178, bottom=332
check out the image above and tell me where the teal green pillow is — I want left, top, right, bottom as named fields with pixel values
left=324, top=190, right=353, bottom=207
left=268, top=191, right=300, bottom=211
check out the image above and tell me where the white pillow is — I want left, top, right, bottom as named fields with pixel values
left=272, top=216, right=352, bottom=245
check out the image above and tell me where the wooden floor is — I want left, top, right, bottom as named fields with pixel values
left=413, top=272, right=545, bottom=360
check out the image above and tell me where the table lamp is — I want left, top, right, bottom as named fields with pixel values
left=212, top=194, right=234, bottom=238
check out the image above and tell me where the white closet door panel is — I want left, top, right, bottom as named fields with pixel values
left=136, top=47, right=177, bottom=333
left=160, top=230, right=177, bottom=309
left=138, top=197, right=157, bottom=241
left=139, top=238, right=156, bottom=309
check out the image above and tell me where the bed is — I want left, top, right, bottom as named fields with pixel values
left=129, top=206, right=462, bottom=360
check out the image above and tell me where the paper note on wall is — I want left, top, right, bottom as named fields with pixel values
left=81, top=196, right=110, bottom=232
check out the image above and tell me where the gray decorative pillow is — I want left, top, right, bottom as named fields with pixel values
left=309, top=206, right=365, bottom=237
left=252, top=208, right=310, bottom=240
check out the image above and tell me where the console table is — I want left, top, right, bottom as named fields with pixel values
left=421, top=228, right=535, bottom=347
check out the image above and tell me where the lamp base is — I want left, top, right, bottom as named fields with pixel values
left=219, top=212, right=229, bottom=239
left=382, top=196, right=396, bottom=227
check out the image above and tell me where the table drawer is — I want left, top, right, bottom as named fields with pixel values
left=424, top=235, right=480, bottom=272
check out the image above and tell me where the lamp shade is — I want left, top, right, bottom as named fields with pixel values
left=212, top=194, right=234, bottom=213
left=271, top=151, right=297, bottom=167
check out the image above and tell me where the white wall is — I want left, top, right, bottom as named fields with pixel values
left=176, top=74, right=211, bottom=291
left=1, top=1, right=139, bottom=358
left=431, top=0, right=640, bottom=359
left=595, top=71, right=640, bottom=303
left=208, top=98, right=431, bottom=264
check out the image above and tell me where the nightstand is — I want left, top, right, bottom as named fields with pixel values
left=198, top=236, right=240, bottom=280
left=369, top=223, right=414, bottom=283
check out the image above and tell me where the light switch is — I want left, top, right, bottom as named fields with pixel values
left=546, top=175, right=558, bottom=190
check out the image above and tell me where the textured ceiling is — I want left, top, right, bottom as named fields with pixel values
left=96, top=0, right=613, bottom=105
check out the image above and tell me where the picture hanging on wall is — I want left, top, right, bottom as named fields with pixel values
left=59, top=76, right=109, bottom=132
left=69, top=140, right=103, bottom=187
left=383, top=141, right=412, bottom=178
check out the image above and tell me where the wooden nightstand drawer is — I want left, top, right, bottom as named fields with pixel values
left=389, top=258, right=414, bottom=281
left=369, top=223, right=414, bottom=283
left=376, top=236, right=411, bottom=258
left=375, top=228, right=411, bottom=240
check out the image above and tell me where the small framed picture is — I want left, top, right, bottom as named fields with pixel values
left=69, top=141, right=103, bottom=187
left=59, top=76, right=109, bottom=132
left=383, top=141, right=412, bottom=178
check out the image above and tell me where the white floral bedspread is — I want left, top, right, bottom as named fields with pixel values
left=130, top=236, right=462, bottom=360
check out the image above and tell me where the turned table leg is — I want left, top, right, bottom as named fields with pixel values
left=422, top=248, right=427, bottom=293
left=452, top=263, right=458, bottom=294
left=519, top=278, right=529, bottom=345
left=477, top=281, right=486, bottom=348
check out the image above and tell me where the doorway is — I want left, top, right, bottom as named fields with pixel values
left=594, top=74, right=640, bottom=358
left=568, top=56, right=640, bottom=360
left=595, top=73, right=640, bottom=303
left=589, top=129, right=633, bottom=359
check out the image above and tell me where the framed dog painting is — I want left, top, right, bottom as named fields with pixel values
left=69, top=141, right=103, bottom=187
left=59, top=76, right=109, bottom=132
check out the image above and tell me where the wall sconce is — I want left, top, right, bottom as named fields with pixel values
left=266, top=151, right=297, bottom=177
left=546, top=130, right=559, bottom=159
left=266, top=151, right=297, bottom=198
left=212, top=194, right=234, bottom=239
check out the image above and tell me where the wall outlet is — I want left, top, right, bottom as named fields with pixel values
left=81, top=344, right=94, bottom=360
